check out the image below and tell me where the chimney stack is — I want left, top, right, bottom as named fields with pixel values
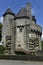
left=26, top=2, right=31, bottom=16
left=26, top=2, right=32, bottom=24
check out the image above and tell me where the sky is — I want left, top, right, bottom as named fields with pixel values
left=0, top=0, right=43, bottom=39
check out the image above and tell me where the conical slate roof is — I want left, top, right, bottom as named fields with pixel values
left=16, top=7, right=27, bottom=17
left=5, top=8, right=13, bottom=13
left=3, top=8, right=15, bottom=16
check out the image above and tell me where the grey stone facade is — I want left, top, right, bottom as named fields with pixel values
left=2, top=2, right=42, bottom=55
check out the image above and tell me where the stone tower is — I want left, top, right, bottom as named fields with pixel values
left=2, top=8, right=15, bottom=54
left=2, top=2, right=42, bottom=55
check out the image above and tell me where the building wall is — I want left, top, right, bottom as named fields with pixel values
left=2, top=14, right=15, bottom=54
left=2, top=2, right=42, bottom=55
left=15, top=19, right=27, bottom=52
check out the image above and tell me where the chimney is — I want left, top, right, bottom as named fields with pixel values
left=26, top=2, right=32, bottom=24
left=26, top=2, right=32, bottom=17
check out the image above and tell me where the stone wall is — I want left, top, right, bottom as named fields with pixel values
left=2, top=14, right=15, bottom=54
left=2, top=2, right=42, bottom=55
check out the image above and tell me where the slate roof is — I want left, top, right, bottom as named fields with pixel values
left=3, top=8, right=15, bottom=16
left=32, top=16, right=36, bottom=22
left=16, top=7, right=27, bottom=17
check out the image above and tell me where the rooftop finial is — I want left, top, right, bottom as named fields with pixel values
left=26, top=2, right=31, bottom=6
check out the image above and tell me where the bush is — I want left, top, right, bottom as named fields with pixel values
left=0, top=45, right=5, bottom=55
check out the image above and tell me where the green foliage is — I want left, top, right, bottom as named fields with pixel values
left=0, top=45, right=5, bottom=55
left=0, top=23, right=3, bottom=41
left=41, top=41, right=43, bottom=49
left=0, top=23, right=3, bottom=29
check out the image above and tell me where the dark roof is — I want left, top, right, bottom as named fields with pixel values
left=3, top=8, right=15, bottom=17
left=32, top=16, right=36, bottom=22
left=16, top=7, right=27, bottom=17
left=15, top=7, right=30, bottom=19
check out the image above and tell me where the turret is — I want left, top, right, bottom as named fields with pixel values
left=2, top=8, right=15, bottom=55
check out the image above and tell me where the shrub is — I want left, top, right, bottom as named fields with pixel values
left=0, top=45, right=5, bottom=55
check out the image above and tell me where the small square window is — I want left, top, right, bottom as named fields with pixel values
left=6, top=35, right=11, bottom=41
left=18, top=45, right=21, bottom=47
left=20, top=29, right=22, bottom=32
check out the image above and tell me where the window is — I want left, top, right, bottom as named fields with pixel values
left=18, top=45, right=21, bottom=47
left=17, top=25, right=24, bottom=32
left=6, top=35, right=11, bottom=41
left=19, top=27, right=22, bottom=32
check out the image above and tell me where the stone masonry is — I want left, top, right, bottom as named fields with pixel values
left=2, top=2, right=42, bottom=55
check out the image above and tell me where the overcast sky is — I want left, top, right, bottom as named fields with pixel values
left=0, top=0, right=43, bottom=40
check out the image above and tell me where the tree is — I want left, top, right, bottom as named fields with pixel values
left=0, top=23, right=3, bottom=42
left=41, top=41, right=43, bottom=49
